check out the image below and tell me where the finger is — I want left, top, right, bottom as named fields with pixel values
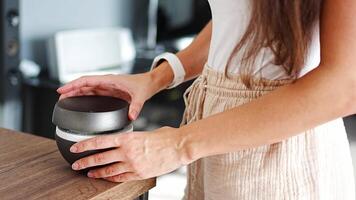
left=76, top=87, right=114, bottom=97
left=71, top=148, right=123, bottom=170
left=57, top=79, right=85, bottom=94
left=58, top=90, right=84, bottom=100
left=70, top=134, right=122, bottom=153
left=58, top=79, right=132, bottom=103
left=128, top=97, right=144, bottom=120
left=57, top=76, right=96, bottom=93
left=87, top=162, right=131, bottom=178
left=103, top=172, right=140, bottom=183
left=59, top=87, right=96, bottom=100
left=58, top=86, right=99, bottom=99
left=57, top=76, right=106, bottom=94
left=59, top=86, right=117, bottom=100
left=81, top=85, right=132, bottom=102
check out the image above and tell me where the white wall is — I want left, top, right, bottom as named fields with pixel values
left=20, top=0, right=134, bottom=67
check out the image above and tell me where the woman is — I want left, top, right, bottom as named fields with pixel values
left=58, top=0, right=356, bottom=199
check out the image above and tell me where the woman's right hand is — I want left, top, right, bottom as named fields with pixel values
left=57, top=72, right=165, bottom=120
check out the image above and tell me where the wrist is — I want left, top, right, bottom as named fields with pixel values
left=147, top=61, right=174, bottom=93
left=150, top=52, right=186, bottom=89
left=174, top=126, right=201, bottom=165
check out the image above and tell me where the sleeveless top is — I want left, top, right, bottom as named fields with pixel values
left=207, top=0, right=321, bottom=79
left=182, top=3, right=355, bottom=199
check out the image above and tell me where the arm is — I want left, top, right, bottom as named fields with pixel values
left=149, top=21, right=212, bottom=93
left=67, top=0, right=356, bottom=182
left=178, top=0, right=356, bottom=161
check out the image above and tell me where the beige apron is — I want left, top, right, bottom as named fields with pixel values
left=181, top=65, right=355, bottom=200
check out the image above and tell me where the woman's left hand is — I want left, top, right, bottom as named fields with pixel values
left=70, top=127, right=190, bottom=182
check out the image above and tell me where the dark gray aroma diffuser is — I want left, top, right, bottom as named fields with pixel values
left=52, top=96, right=132, bottom=165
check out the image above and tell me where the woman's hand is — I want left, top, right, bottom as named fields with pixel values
left=57, top=72, right=168, bottom=120
left=69, top=127, right=191, bottom=182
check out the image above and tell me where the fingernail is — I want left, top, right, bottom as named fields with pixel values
left=87, top=172, right=94, bottom=178
left=70, top=146, right=78, bottom=153
left=131, top=110, right=138, bottom=120
left=72, top=163, right=79, bottom=170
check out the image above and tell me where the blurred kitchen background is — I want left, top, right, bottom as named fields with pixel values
left=0, top=0, right=355, bottom=199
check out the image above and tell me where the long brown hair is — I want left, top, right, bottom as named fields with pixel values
left=228, top=0, right=322, bottom=87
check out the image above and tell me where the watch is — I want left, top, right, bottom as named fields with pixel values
left=150, top=52, right=186, bottom=89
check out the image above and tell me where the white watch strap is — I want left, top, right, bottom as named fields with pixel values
left=150, top=52, right=186, bottom=89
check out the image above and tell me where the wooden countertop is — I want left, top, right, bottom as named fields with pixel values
left=0, top=128, right=156, bottom=200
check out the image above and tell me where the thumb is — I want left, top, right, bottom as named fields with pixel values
left=128, top=98, right=144, bottom=121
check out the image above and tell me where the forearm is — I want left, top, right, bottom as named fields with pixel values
left=177, top=21, right=212, bottom=81
left=148, top=21, right=212, bottom=93
left=174, top=0, right=356, bottom=163
left=178, top=65, right=356, bottom=163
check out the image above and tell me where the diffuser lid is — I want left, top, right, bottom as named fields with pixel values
left=52, top=96, right=130, bottom=133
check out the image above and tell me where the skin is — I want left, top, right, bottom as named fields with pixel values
left=57, top=0, right=356, bottom=183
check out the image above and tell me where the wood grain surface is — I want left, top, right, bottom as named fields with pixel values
left=0, top=128, right=156, bottom=200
